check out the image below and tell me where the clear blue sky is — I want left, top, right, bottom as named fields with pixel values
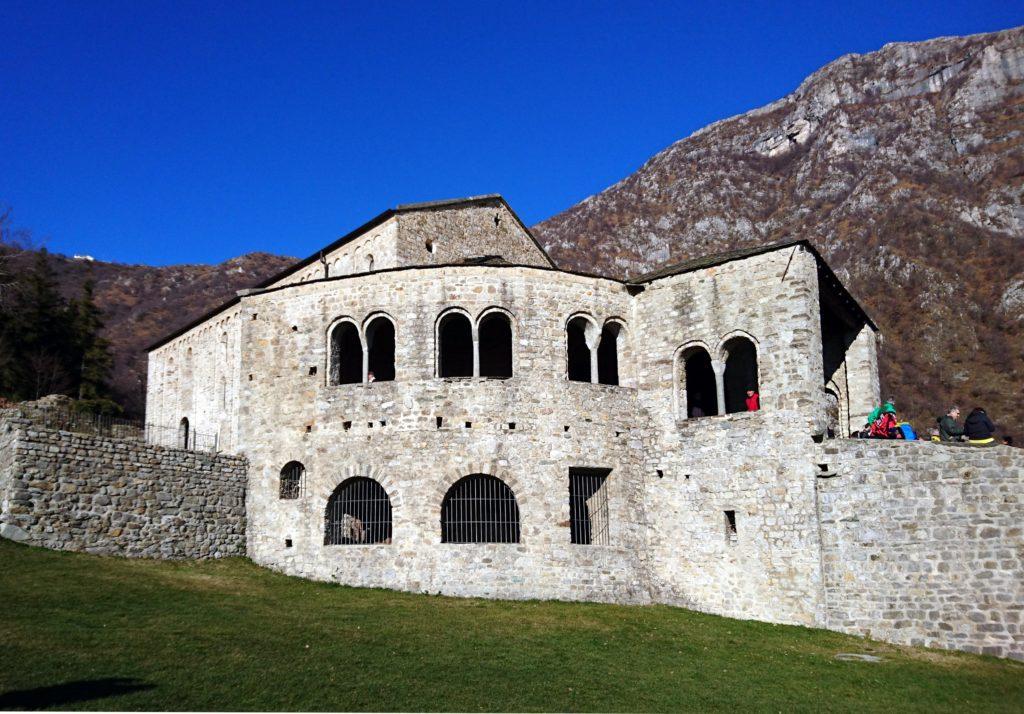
left=2, top=1, right=1020, bottom=266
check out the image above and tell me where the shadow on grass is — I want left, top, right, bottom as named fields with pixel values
left=0, top=678, right=155, bottom=710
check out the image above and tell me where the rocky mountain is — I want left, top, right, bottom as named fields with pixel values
left=534, top=26, right=1024, bottom=437
left=38, top=251, right=295, bottom=415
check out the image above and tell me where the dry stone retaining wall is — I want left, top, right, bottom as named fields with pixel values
left=818, top=440, right=1024, bottom=660
left=0, top=412, right=247, bottom=559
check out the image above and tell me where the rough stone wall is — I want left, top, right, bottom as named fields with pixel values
left=0, top=412, right=247, bottom=558
left=818, top=440, right=1024, bottom=660
left=633, top=246, right=830, bottom=626
left=147, top=305, right=243, bottom=452
left=239, top=265, right=648, bottom=602
left=395, top=203, right=552, bottom=268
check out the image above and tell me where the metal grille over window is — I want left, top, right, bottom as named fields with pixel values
left=324, top=477, right=393, bottom=545
left=279, top=461, right=304, bottom=500
left=569, top=468, right=611, bottom=545
left=441, top=474, right=520, bottom=543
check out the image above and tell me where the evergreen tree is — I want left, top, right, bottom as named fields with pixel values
left=70, top=279, right=119, bottom=414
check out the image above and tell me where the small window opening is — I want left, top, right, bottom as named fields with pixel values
left=818, top=463, right=829, bottom=472
left=564, top=425, right=570, bottom=432
left=478, top=312, right=513, bottom=379
left=812, top=433, right=825, bottom=443
left=724, top=510, right=738, bottom=546
left=380, top=420, right=387, bottom=427
left=438, top=312, right=473, bottom=377
left=308, top=366, right=317, bottom=376
left=685, top=474, right=691, bottom=480
left=279, top=461, right=304, bottom=500
left=365, top=316, right=395, bottom=382
left=464, top=421, right=472, bottom=429
left=330, top=321, right=363, bottom=385
left=680, top=346, right=717, bottom=418
left=441, top=474, right=520, bottom=543
left=508, top=422, right=516, bottom=430
left=305, top=424, right=312, bottom=433
left=566, top=316, right=593, bottom=382
left=597, top=323, right=621, bottom=386
left=436, top=416, right=443, bottom=429
left=252, top=313, right=258, bottom=320
left=292, top=325, right=298, bottom=332
left=367, top=421, right=373, bottom=429
left=425, top=239, right=435, bottom=254
left=343, top=421, right=352, bottom=431
left=569, top=468, right=611, bottom=545
left=285, top=538, right=293, bottom=548
left=722, top=336, right=759, bottom=415
left=248, top=374, right=253, bottom=381
left=656, top=469, right=664, bottom=478
left=325, top=477, right=393, bottom=545
left=178, top=417, right=190, bottom=449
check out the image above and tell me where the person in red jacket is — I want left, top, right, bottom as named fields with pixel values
left=745, top=389, right=760, bottom=412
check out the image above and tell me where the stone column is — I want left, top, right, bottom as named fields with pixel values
left=712, top=359, right=726, bottom=416
left=584, top=323, right=600, bottom=384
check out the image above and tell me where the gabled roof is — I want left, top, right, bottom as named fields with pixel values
left=627, top=238, right=877, bottom=330
left=251, top=194, right=554, bottom=292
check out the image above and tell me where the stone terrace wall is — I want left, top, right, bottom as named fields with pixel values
left=0, top=411, right=248, bottom=559
left=818, top=440, right=1024, bottom=660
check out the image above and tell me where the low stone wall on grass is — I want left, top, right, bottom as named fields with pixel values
left=0, top=411, right=247, bottom=559
left=818, top=440, right=1023, bottom=660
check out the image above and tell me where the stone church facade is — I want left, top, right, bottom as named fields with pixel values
left=140, top=195, right=1022, bottom=658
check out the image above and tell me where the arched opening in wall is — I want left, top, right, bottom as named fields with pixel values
left=324, top=477, right=393, bottom=545
left=722, top=336, right=759, bottom=414
left=178, top=417, right=190, bottom=449
left=597, top=322, right=621, bottom=386
left=365, top=254, right=375, bottom=272
left=437, top=312, right=473, bottom=377
left=680, top=347, right=717, bottom=418
left=441, top=474, right=520, bottom=543
left=365, top=316, right=395, bottom=382
left=478, top=312, right=512, bottom=379
left=330, top=321, right=363, bottom=385
left=824, top=386, right=842, bottom=438
left=279, top=461, right=304, bottom=500
left=566, top=316, right=593, bottom=382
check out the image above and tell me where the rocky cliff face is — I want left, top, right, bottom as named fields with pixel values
left=534, top=26, right=1024, bottom=437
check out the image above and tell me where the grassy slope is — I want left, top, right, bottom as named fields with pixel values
left=0, top=540, right=1021, bottom=712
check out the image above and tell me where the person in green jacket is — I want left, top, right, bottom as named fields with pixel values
left=937, top=406, right=965, bottom=442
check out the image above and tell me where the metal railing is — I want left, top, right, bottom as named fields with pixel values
left=30, top=406, right=219, bottom=453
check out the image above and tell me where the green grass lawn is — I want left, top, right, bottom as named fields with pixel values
left=0, top=540, right=1021, bottom=712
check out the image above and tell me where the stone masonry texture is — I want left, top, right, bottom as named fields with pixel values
left=5, top=197, right=1022, bottom=660
left=0, top=411, right=247, bottom=558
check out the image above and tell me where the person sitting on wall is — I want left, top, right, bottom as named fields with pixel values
left=937, top=406, right=966, bottom=442
left=963, top=407, right=997, bottom=446
left=367, top=371, right=376, bottom=383
left=868, top=401, right=900, bottom=439
left=745, top=388, right=760, bottom=412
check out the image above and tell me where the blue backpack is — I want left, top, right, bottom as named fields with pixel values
left=898, top=423, right=918, bottom=441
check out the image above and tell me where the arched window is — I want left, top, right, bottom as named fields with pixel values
left=330, top=321, right=363, bottom=385
left=437, top=312, right=473, bottom=377
left=478, top=312, right=512, bottom=379
left=365, top=316, right=395, bottom=382
left=324, top=477, right=392, bottom=545
left=279, top=461, right=304, bottom=500
left=679, top=347, right=717, bottom=418
left=566, top=316, right=594, bottom=382
left=441, top=474, right=520, bottom=543
left=597, top=322, right=622, bottom=386
left=365, top=254, right=375, bottom=272
left=178, top=417, right=190, bottom=449
left=722, top=336, right=759, bottom=414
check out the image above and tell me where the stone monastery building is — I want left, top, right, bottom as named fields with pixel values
left=141, top=195, right=1022, bottom=659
